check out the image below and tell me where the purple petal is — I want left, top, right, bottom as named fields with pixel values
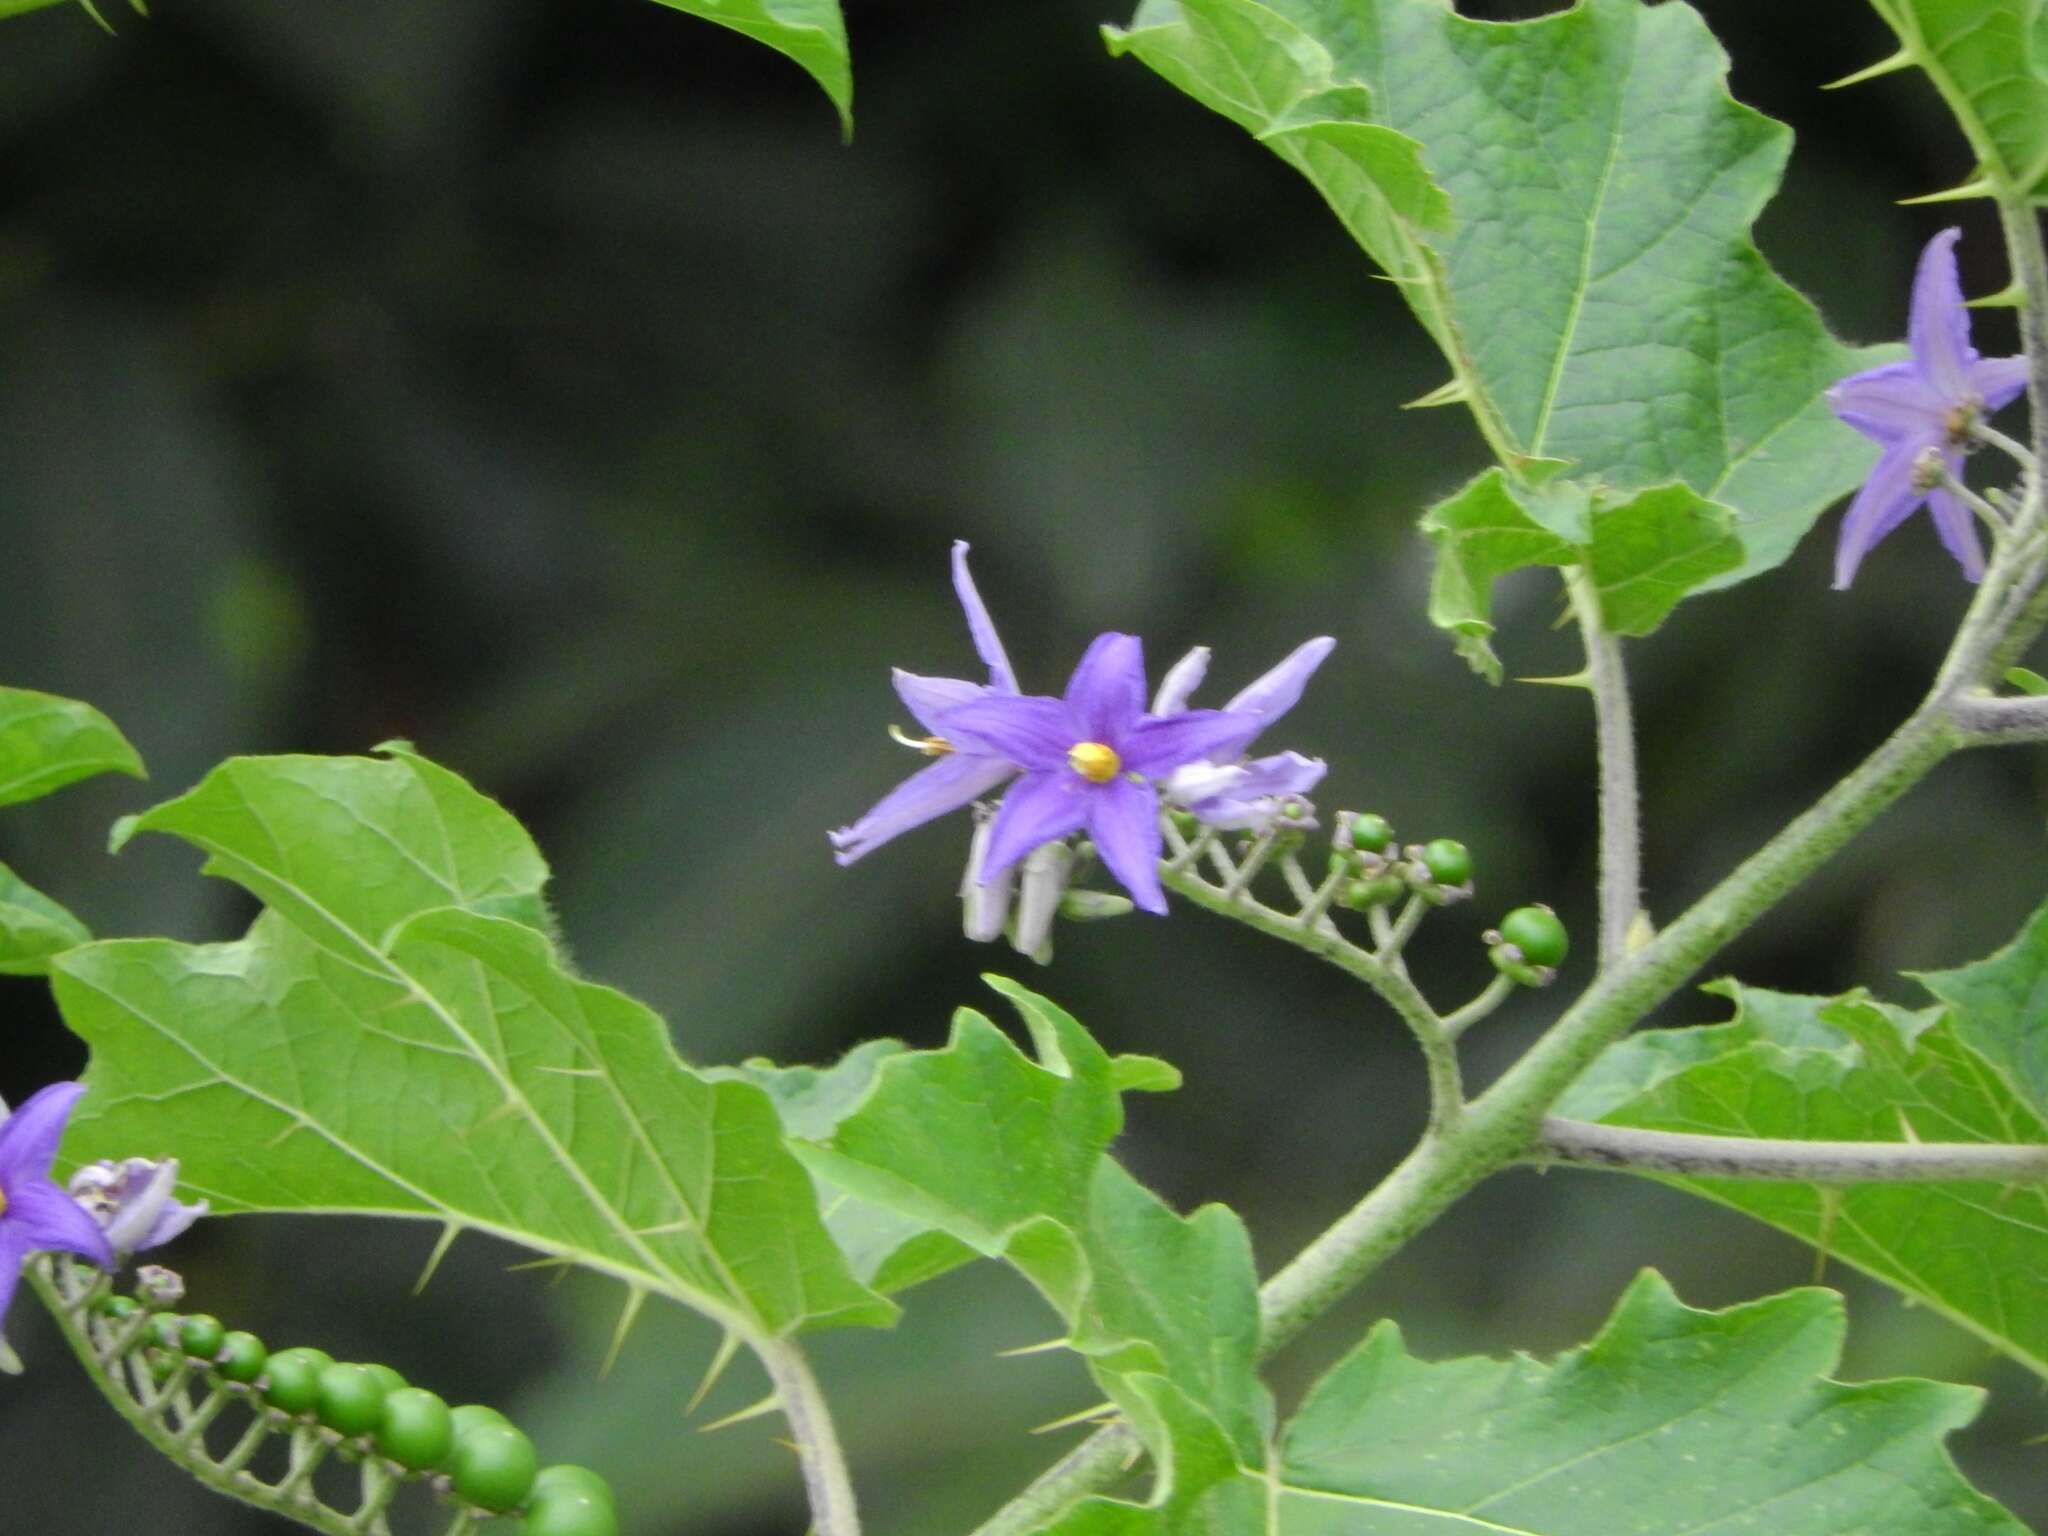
left=1834, top=443, right=1928, bottom=589
left=951, top=541, right=1018, bottom=695
left=1121, top=708, right=1270, bottom=776
left=0, top=1227, right=27, bottom=1335
left=1926, top=460, right=1987, bottom=582
left=831, top=752, right=1017, bottom=866
left=1231, top=750, right=1327, bottom=798
left=894, top=670, right=987, bottom=735
left=1222, top=636, right=1336, bottom=719
left=4, top=1179, right=115, bottom=1270
left=1908, top=228, right=1975, bottom=398
left=1969, top=355, right=2030, bottom=415
left=981, top=770, right=1093, bottom=880
left=1827, top=360, right=1945, bottom=444
left=937, top=695, right=1076, bottom=769
left=0, top=1082, right=86, bottom=1182
left=1085, top=776, right=1166, bottom=916
left=1151, top=646, right=1211, bottom=715
left=1063, top=633, right=1146, bottom=745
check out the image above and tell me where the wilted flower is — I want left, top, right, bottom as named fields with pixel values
left=830, top=541, right=1023, bottom=865
left=0, top=1083, right=115, bottom=1335
left=1827, top=227, right=2028, bottom=588
left=70, top=1157, right=207, bottom=1255
left=936, top=633, right=1256, bottom=914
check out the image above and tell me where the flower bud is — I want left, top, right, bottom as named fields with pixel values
left=1012, top=842, right=1074, bottom=961
left=1057, top=890, right=1135, bottom=921
left=959, top=809, right=1014, bottom=945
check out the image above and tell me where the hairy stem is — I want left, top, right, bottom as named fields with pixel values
left=1567, top=565, right=1640, bottom=969
left=1537, top=1117, right=2048, bottom=1183
left=757, top=1335, right=862, bottom=1536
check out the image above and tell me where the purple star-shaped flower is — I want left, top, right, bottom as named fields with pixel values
left=1153, top=637, right=1334, bottom=829
left=0, top=1082, right=116, bottom=1335
left=936, top=632, right=1258, bottom=915
left=1827, top=227, right=2028, bottom=588
left=830, top=541, right=1023, bottom=865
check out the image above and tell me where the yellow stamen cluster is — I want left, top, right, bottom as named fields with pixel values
left=1068, top=741, right=1121, bottom=783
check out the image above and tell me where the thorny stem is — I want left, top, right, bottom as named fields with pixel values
left=758, top=1334, right=863, bottom=1536
left=1566, top=565, right=1640, bottom=970
left=976, top=205, right=2048, bottom=1536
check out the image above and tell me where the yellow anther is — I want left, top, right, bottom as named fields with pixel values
left=0, top=1184, right=9, bottom=1217
left=888, top=723, right=955, bottom=756
left=1068, top=741, right=1121, bottom=783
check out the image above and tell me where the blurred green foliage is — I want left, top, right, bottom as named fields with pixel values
left=0, top=0, right=2043, bottom=1531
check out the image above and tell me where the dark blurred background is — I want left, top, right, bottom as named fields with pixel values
left=0, top=0, right=2043, bottom=1529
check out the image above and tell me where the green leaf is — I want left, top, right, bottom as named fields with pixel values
left=59, top=749, right=893, bottom=1341
left=1869, top=0, right=2048, bottom=196
left=1277, top=1271, right=2022, bottom=1535
left=1109, top=1054, right=1184, bottom=1094
left=1557, top=979, right=2048, bottom=1379
left=0, top=686, right=144, bottom=809
left=0, top=860, right=91, bottom=977
left=791, top=977, right=1270, bottom=1476
left=1418, top=469, right=1577, bottom=685
left=1583, top=483, right=1743, bottom=635
left=1419, top=470, right=1739, bottom=681
left=1112, top=0, right=1884, bottom=589
left=1917, top=893, right=2048, bottom=1123
left=646, top=0, right=852, bottom=141
left=2004, top=665, right=2048, bottom=694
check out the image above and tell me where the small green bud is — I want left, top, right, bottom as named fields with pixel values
left=1058, top=890, right=1135, bottom=921
left=147, top=1313, right=185, bottom=1352
left=213, top=1331, right=268, bottom=1385
left=94, top=1294, right=140, bottom=1322
left=178, top=1313, right=226, bottom=1361
left=1342, top=874, right=1405, bottom=911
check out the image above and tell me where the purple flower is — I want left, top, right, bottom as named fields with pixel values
left=1827, top=227, right=2028, bottom=588
left=936, top=633, right=1258, bottom=914
left=70, top=1158, right=208, bottom=1255
left=0, top=1083, right=116, bottom=1335
left=830, top=542, right=1023, bottom=865
left=1154, top=637, right=1334, bottom=830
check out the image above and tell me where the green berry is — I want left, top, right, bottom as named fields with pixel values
left=214, top=1331, right=268, bottom=1384
left=317, top=1362, right=390, bottom=1437
left=374, top=1386, right=455, bottom=1470
left=147, top=1313, right=185, bottom=1351
left=450, top=1420, right=539, bottom=1512
left=1488, top=945, right=1551, bottom=988
left=95, top=1294, right=140, bottom=1322
left=261, top=1347, right=335, bottom=1415
left=450, top=1403, right=514, bottom=1443
left=147, top=1350, right=181, bottom=1384
left=522, top=1489, right=621, bottom=1536
left=533, top=1466, right=616, bottom=1511
left=361, top=1361, right=408, bottom=1395
left=1498, top=904, right=1568, bottom=968
left=179, top=1313, right=226, bottom=1361
left=1419, top=838, right=1473, bottom=887
left=1341, top=874, right=1404, bottom=911
left=1325, top=850, right=1351, bottom=880
left=1350, top=813, right=1394, bottom=853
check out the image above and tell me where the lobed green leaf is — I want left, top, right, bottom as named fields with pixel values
left=60, top=748, right=893, bottom=1340
left=1112, top=0, right=1886, bottom=614
left=1557, top=974, right=2048, bottom=1380
left=1868, top=0, right=2048, bottom=197
left=0, top=860, right=91, bottom=977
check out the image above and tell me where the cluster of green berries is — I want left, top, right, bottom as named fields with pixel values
left=1328, top=812, right=1567, bottom=986
left=1329, top=813, right=1474, bottom=909
left=94, top=1290, right=617, bottom=1535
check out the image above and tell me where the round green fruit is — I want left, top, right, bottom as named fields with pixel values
left=1350, top=813, right=1395, bottom=853
left=449, top=1403, right=514, bottom=1444
left=374, top=1386, right=455, bottom=1470
left=449, top=1421, right=539, bottom=1512
left=261, top=1347, right=335, bottom=1416
left=213, top=1331, right=268, bottom=1384
left=532, top=1466, right=616, bottom=1511
left=361, top=1362, right=408, bottom=1395
left=1420, top=838, right=1473, bottom=887
left=146, top=1313, right=185, bottom=1351
left=1498, top=904, right=1568, bottom=968
left=179, top=1313, right=226, bottom=1361
left=95, top=1294, right=140, bottom=1322
left=317, top=1363, right=389, bottom=1437
left=522, top=1489, right=620, bottom=1536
